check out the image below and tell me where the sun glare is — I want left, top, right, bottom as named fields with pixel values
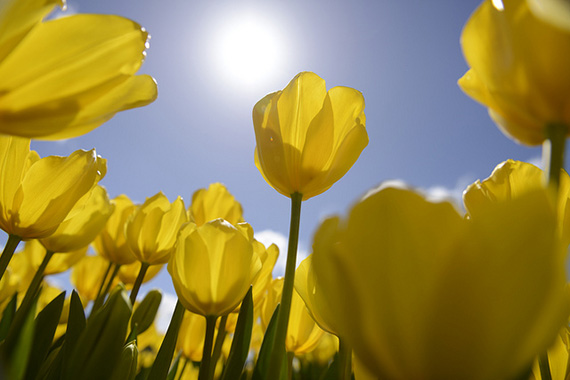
left=212, top=12, right=285, bottom=87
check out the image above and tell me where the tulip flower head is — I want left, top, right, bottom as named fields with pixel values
left=313, top=185, right=569, bottom=380
left=189, top=183, right=244, bottom=226
left=93, top=194, right=138, bottom=266
left=0, top=136, right=106, bottom=239
left=459, top=0, right=570, bottom=145
left=0, top=0, right=157, bottom=139
left=463, top=159, right=570, bottom=246
left=39, top=185, right=114, bottom=253
left=261, top=277, right=324, bottom=355
left=168, top=219, right=261, bottom=317
left=253, top=71, right=368, bottom=200
left=125, top=192, right=187, bottom=265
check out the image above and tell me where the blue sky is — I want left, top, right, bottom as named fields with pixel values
left=35, top=0, right=549, bottom=302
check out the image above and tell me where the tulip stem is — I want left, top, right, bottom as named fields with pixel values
left=210, top=314, right=228, bottom=378
left=543, top=123, right=567, bottom=193
left=130, top=262, right=149, bottom=305
left=177, top=357, right=189, bottom=380
left=199, top=315, right=218, bottom=380
left=287, top=351, right=294, bottom=380
left=92, top=263, right=121, bottom=315
left=95, top=261, right=113, bottom=301
left=0, top=234, right=21, bottom=281
left=267, top=192, right=303, bottom=379
left=338, top=338, right=352, bottom=380
left=538, top=123, right=565, bottom=380
left=9, top=249, right=54, bottom=340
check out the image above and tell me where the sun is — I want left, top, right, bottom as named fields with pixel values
left=212, top=12, right=285, bottom=87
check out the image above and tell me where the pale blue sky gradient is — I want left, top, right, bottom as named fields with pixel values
left=34, top=0, right=550, bottom=298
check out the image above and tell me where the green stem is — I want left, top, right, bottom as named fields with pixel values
left=543, top=123, right=567, bottom=193
left=338, top=338, right=352, bottom=380
left=210, top=314, right=228, bottom=378
left=538, top=123, right=565, bottom=380
left=199, top=315, right=218, bottom=380
left=92, top=263, right=121, bottom=315
left=95, top=261, right=113, bottom=301
left=129, top=262, right=149, bottom=305
left=177, top=357, right=189, bottom=380
left=287, top=351, right=294, bottom=380
left=267, top=192, right=303, bottom=379
left=0, top=235, right=21, bottom=281
left=6, top=249, right=55, bottom=347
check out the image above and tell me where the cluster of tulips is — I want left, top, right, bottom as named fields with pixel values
left=1, top=0, right=570, bottom=379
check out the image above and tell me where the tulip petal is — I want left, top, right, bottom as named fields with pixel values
left=0, top=0, right=63, bottom=62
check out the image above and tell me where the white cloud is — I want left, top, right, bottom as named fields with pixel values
left=422, top=174, right=476, bottom=209
left=154, top=291, right=178, bottom=334
left=526, top=155, right=543, bottom=169
left=254, top=229, right=309, bottom=278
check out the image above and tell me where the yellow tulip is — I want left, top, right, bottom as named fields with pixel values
left=463, top=159, right=570, bottom=246
left=168, top=219, right=261, bottom=317
left=189, top=183, right=244, bottom=226
left=39, top=185, right=114, bottom=253
left=253, top=71, right=368, bottom=200
left=0, top=136, right=106, bottom=239
left=125, top=192, right=187, bottom=265
left=176, top=310, right=207, bottom=362
left=530, top=326, right=570, bottom=380
left=18, top=239, right=86, bottom=276
left=117, top=260, right=162, bottom=287
left=312, top=185, right=568, bottom=380
left=71, top=254, right=117, bottom=303
left=93, top=194, right=138, bottom=265
left=137, top=323, right=164, bottom=370
left=458, top=0, right=570, bottom=145
left=262, top=278, right=324, bottom=355
left=227, top=240, right=278, bottom=330
left=0, top=0, right=157, bottom=140
left=295, top=254, right=337, bottom=335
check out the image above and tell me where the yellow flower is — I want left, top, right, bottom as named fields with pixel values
left=262, top=278, right=324, bottom=355
left=295, top=254, right=336, bottom=335
left=463, top=159, right=570, bottom=246
left=125, top=192, right=187, bottom=265
left=93, top=194, right=138, bottom=265
left=253, top=72, right=368, bottom=200
left=168, top=219, right=261, bottom=317
left=530, top=326, right=570, bottom=380
left=189, top=183, right=244, bottom=226
left=117, top=260, right=162, bottom=288
left=176, top=310, right=207, bottom=362
left=0, top=136, right=106, bottom=239
left=0, top=0, right=157, bottom=140
left=312, top=185, right=568, bottom=380
left=458, top=0, right=570, bottom=145
left=70, top=254, right=116, bottom=302
left=39, top=185, right=114, bottom=253
left=17, top=239, right=86, bottom=276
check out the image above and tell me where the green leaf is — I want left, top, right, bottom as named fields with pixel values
left=221, top=287, right=254, bottom=380
left=252, top=303, right=280, bottom=380
left=165, top=350, right=182, bottom=380
left=24, top=291, right=65, bottom=380
left=321, top=353, right=339, bottom=380
left=131, top=289, right=162, bottom=335
left=147, top=299, right=185, bottom=380
left=6, top=293, right=37, bottom=380
left=0, top=293, right=17, bottom=341
left=63, top=285, right=132, bottom=380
